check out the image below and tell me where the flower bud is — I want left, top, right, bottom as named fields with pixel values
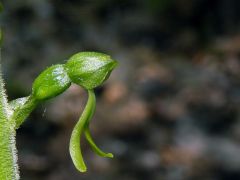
left=32, top=64, right=71, bottom=100
left=65, top=52, right=118, bottom=89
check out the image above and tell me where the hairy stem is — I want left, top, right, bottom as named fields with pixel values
left=0, top=49, right=19, bottom=180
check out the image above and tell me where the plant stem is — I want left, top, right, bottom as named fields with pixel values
left=0, top=49, right=19, bottom=180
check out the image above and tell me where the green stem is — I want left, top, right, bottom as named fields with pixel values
left=0, top=49, right=19, bottom=179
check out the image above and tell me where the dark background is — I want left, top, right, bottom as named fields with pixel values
left=1, top=0, right=240, bottom=179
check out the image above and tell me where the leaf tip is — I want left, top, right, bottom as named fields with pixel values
left=78, top=167, right=87, bottom=173
left=107, top=153, right=114, bottom=158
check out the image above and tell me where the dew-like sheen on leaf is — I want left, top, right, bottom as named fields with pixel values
left=32, top=64, right=71, bottom=100
left=65, top=52, right=118, bottom=90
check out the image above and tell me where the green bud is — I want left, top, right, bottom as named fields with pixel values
left=65, top=52, right=118, bottom=90
left=32, top=64, right=71, bottom=100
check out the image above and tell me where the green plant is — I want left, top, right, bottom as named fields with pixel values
left=0, top=3, right=118, bottom=179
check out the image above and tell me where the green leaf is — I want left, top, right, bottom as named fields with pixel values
left=32, top=64, right=71, bottom=100
left=65, top=52, right=118, bottom=90
left=9, top=96, right=39, bottom=129
left=69, top=89, right=113, bottom=173
left=83, top=91, right=113, bottom=158
left=69, top=90, right=96, bottom=172
left=84, top=128, right=114, bottom=158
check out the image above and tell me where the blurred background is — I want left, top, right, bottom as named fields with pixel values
left=1, top=0, right=240, bottom=179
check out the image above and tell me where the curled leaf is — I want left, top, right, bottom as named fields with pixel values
left=69, top=90, right=95, bottom=172
left=84, top=128, right=114, bottom=158
left=83, top=92, right=113, bottom=158
left=69, top=89, right=113, bottom=173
